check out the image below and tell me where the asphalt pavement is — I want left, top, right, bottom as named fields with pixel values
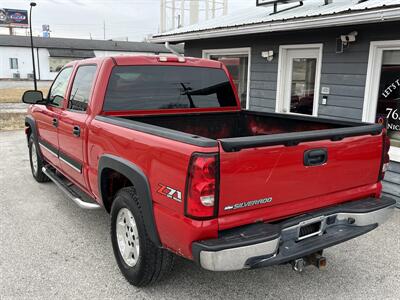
left=1, top=130, right=399, bottom=300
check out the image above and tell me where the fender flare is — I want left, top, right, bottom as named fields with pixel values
left=25, top=116, right=44, bottom=159
left=98, top=154, right=161, bottom=247
left=25, top=115, right=37, bottom=140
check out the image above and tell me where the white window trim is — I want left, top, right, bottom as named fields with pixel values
left=202, top=47, right=251, bottom=109
left=363, top=40, right=400, bottom=162
left=275, top=43, right=323, bottom=117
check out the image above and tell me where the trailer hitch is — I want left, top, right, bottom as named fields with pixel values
left=291, top=252, right=327, bottom=272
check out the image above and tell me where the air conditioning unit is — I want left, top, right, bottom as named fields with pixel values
left=27, top=73, right=34, bottom=79
left=13, top=73, right=20, bottom=79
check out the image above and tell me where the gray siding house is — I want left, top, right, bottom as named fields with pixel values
left=152, top=0, right=400, bottom=205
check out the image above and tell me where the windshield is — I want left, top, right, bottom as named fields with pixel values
left=103, top=65, right=237, bottom=111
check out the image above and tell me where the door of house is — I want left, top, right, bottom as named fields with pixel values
left=277, top=45, right=322, bottom=117
left=363, top=41, right=400, bottom=162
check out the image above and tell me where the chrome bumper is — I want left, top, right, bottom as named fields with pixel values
left=194, top=197, right=396, bottom=272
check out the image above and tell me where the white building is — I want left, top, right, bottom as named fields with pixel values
left=0, top=35, right=183, bottom=80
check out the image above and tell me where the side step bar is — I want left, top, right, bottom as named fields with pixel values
left=42, top=166, right=101, bottom=210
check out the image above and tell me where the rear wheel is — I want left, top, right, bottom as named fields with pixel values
left=111, top=187, right=174, bottom=286
left=28, top=135, right=49, bottom=183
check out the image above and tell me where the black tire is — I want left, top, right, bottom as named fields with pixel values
left=28, top=135, right=49, bottom=183
left=111, top=187, right=174, bottom=286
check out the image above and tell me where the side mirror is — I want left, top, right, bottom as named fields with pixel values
left=22, top=90, right=45, bottom=104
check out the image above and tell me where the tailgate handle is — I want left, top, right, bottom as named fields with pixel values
left=304, top=148, right=327, bottom=166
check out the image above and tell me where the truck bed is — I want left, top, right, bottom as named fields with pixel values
left=126, top=111, right=344, bottom=139
left=110, top=111, right=383, bottom=152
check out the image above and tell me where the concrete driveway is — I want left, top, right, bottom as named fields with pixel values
left=1, top=130, right=399, bottom=299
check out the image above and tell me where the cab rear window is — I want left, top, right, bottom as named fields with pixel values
left=103, top=65, right=237, bottom=111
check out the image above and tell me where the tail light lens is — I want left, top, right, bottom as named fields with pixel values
left=185, top=153, right=218, bottom=219
left=379, top=129, right=391, bottom=180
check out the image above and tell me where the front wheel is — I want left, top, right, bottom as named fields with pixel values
left=110, top=187, right=174, bottom=286
left=28, top=135, right=49, bottom=183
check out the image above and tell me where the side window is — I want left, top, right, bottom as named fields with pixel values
left=48, top=67, right=73, bottom=107
left=68, top=65, right=97, bottom=112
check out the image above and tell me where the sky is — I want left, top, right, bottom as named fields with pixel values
left=0, top=0, right=254, bottom=41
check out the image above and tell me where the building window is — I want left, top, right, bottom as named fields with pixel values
left=203, top=48, right=251, bottom=109
left=9, top=58, right=18, bottom=69
left=376, top=50, right=400, bottom=155
left=363, top=40, right=400, bottom=162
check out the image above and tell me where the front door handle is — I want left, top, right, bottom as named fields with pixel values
left=52, top=118, right=58, bottom=128
left=73, top=125, right=81, bottom=137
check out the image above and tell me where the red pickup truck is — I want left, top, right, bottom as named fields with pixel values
left=23, top=55, right=395, bottom=286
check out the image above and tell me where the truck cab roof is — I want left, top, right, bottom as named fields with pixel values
left=64, top=55, right=224, bottom=69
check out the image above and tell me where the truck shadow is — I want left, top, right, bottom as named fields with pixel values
left=52, top=192, right=399, bottom=300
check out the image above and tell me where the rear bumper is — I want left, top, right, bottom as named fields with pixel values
left=192, top=197, right=396, bottom=271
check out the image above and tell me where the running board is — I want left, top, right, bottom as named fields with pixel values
left=42, top=166, right=101, bottom=210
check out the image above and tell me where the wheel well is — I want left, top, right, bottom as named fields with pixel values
left=101, top=168, right=133, bottom=213
left=25, top=122, right=32, bottom=141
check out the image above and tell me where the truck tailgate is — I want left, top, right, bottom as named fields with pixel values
left=217, top=132, right=383, bottom=225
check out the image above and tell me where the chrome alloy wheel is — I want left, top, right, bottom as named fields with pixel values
left=116, top=208, right=140, bottom=267
left=31, top=142, right=38, bottom=175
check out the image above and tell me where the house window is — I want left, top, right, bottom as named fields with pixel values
left=9, top=58, right=18, bottom=69
left=363, top=40, right=400, bottom=162
left=203, top=48, right=251, bottom=109
left=376, top=50, right=400, bottom=154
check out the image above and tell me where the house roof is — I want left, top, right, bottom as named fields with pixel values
left=151, top=0, right=400, bottom=42
left=0, top=35, right=184, bottom=53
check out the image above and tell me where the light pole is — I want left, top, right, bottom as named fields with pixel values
left=29, top=2, right=37, bottom=91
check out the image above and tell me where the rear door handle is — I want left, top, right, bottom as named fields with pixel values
left=73, top=126, right=81, bottom=137
left=304, top=148, right=328, bottom=166
left=52, top=118, right=58, bottom=128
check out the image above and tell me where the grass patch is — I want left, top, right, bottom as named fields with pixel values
left=0, top=112, right=26, bottom=131
left=0, top=88, right=49, bottom=103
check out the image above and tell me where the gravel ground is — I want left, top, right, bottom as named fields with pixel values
left=1, top=130, right=399, bottom=300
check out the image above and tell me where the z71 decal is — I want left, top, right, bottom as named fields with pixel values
left=157, top=184, right=182, bottom=202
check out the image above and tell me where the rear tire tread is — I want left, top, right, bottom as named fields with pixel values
left=28, top=135, right=50, bottom=183
left=111, top=187, right=174, bottom=286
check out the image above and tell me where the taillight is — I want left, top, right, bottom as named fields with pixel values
left=379, top=129, right=391, bottom=180
left=185, top=153, right=219, bottom=219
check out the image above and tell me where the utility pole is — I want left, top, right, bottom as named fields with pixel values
left=211, top=0, right=216, bottom=19
left=189, top=0, right=199, bottom=25
left=205, top=0, right=209, bottom=20
left=179, top=0, right=185, bottom=27
left=29, top=2, right=37, bottom=91
left=223, top=0, right=228, bottom=15
left=160, top=0, right=166, bottom=32
left=103, top=20, right=106, bottom=40
left=171, top=0, right=175, bottom=29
